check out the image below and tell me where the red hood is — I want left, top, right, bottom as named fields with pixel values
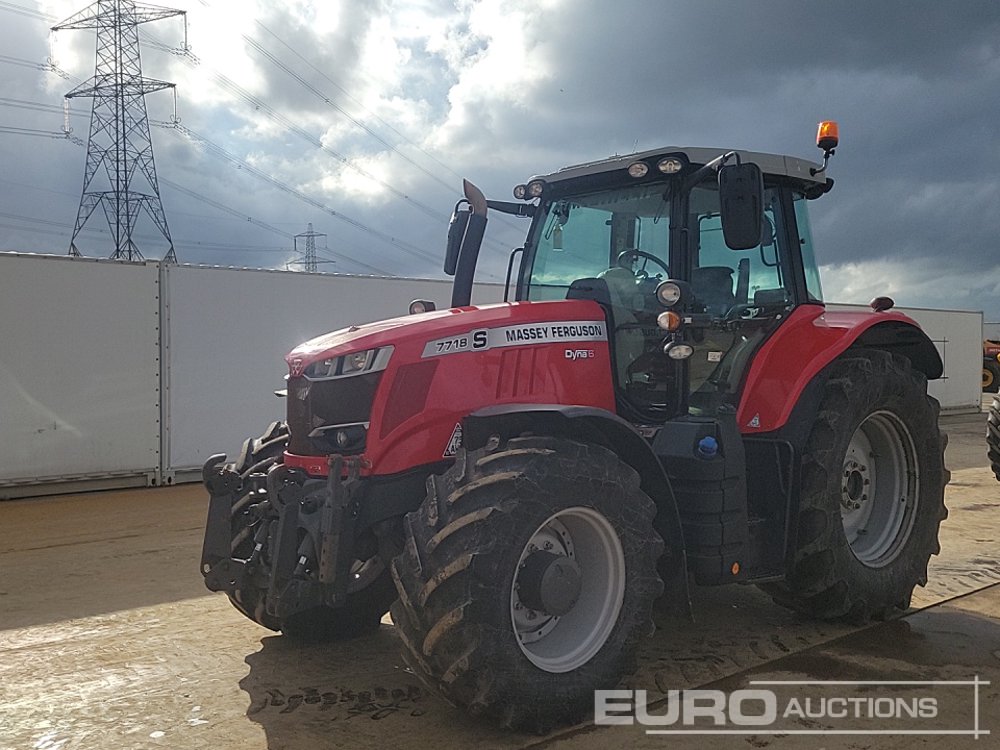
left=285, top=299, right=605, bottom=375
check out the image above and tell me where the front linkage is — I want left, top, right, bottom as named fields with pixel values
left=200, top=453, right=363, bottom=621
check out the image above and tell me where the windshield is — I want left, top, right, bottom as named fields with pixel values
left=519, top=172, right=803, bottom=421
left=525, top=183, right=672, bottom=301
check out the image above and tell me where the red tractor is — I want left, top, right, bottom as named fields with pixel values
left=201, top=124, right=949, bottom=731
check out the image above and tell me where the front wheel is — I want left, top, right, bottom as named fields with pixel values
left=763, top=351, right=948, bottom=622
left=390, top=435, right=663, bottom=732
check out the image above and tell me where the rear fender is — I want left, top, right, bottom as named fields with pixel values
left=462, top=404, right=691, bottom=615
left=739, top=306, right=942, bottom=435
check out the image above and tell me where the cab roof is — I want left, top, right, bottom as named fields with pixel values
left=532, top=146, right=826, bottom=186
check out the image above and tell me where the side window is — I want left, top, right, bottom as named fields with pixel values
left=691, top=186, right=792, bottom=313
left=793, top=193, right=824, bottom=302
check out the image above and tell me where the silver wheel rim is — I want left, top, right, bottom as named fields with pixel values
left=840, top=411, right=919, bottom=567
left=510, top=507, right=625, bottom=673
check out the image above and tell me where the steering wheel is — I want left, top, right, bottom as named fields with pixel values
left=617, top=249, right=670, bottom=279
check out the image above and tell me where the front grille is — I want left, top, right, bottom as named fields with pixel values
left=286, top=372, right=383, bottom=456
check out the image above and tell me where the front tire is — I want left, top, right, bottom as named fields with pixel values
left=390, top=435, right=663, bottom=732
left=765, top=352, right=948, bottom=622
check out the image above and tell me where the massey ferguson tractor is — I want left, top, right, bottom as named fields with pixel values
left=201, top=123, right=949, bottom=731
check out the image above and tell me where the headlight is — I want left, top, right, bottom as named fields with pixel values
left=664, top=342, right=694, bottom=360
left=627, top=161, right=649, bottom=178
left=657, top=157, right=683, bottom=174
left=526, top=179, right=546, bottom=198
left=344, top=350, right=372, bottom=373
left=302, top=346, right=393, bottom=380
left=656, top=280, right=684, bottom=307
left=307, top=358, right=338, bottom=379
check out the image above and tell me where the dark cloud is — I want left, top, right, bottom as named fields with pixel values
left=1, top=0, right=998, bottom=315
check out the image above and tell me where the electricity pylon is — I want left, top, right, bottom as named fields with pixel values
left=54, top=0, right=184, bottom=261
left=290, top=223, right=333, bottom=273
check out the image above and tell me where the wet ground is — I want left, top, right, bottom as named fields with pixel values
left=1, top=406, right=997, bottom=749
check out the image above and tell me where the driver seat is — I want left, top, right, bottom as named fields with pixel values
left=691, top=266, right=736, bottom=317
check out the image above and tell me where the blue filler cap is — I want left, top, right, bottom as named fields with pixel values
left=696, top=435, right=719, bottom=460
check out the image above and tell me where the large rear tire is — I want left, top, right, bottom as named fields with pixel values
left=763, top=352, right=948, bottom=622
left=224, top=421, right=396, bottom=640
left=390, top=435, right=663, bottom=732
left=988, top=395, right=1000, bottom=482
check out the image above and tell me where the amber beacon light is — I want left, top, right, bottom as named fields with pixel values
left=816, top=121, right=839, bottom=151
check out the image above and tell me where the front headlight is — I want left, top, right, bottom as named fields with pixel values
left=303, top=346, right=393, bottom=380
left=344, top=350, right=372, bottom=373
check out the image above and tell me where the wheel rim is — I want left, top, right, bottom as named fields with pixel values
left=984, top=368, right=994, bottom=389
left=510, top=507, right=625, bottom=673
left=840, top=411, right=919, bottom=567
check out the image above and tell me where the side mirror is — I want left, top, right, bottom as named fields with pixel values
left=718, top=162, right=764, bottom=250
left=444, top=204, right=471, bottom=276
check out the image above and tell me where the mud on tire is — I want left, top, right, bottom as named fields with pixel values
left=225, top=421, right=396, bottom=640
left=763, top=351, right=949, bottom=622
left=390, top=435, right=663, bottom=733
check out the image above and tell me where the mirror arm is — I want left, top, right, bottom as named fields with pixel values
left=486, top=200, right=536, bottom=217
left=683, top=150, right=739, bottom=192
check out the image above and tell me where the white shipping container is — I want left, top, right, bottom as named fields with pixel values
left=0, top=254, right=161, bottom=496
left=0, top=253, right=985, bottom=496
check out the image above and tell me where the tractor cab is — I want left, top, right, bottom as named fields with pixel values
left=449, top=142, right=834, bottom=425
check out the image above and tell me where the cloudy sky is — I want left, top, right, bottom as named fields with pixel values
left=1, top=0, right=999, bottom=317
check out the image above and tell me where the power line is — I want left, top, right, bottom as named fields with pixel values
left=2, top=3, right=516, bottom=277
left=149, top=36, right=455, bottom=226
left=0, top=136, right=392, bottom=275
left=158, top=177, right=292, bottom=240
left=250, top=18, right=466, bottom=186
left=155, top=119, right=440, bottom=265
left=0, top=209, right=281, bottom=253
left=242, top=17, right=526, bottom=239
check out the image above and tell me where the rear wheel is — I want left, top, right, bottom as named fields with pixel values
left=390, top=435, right=663, bottom=732
left=224, top=421, right=396, bottom=640
left=988, top=396, right=1000, bottom=482
left=982, top=361, right=1000, bottom=393
left=764, top=352, right=948, bottom=622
